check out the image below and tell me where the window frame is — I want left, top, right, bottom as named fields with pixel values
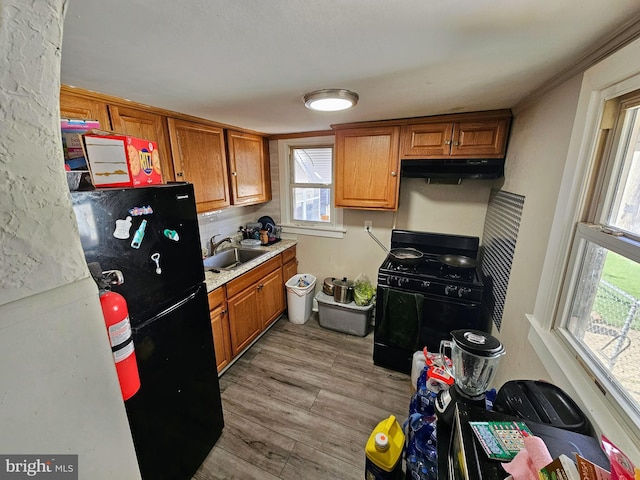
left=289, top=145, right=333, bottom=225
left=277, top=136, right=344, bottom=238
left=527, top=38, right=640, bottom=457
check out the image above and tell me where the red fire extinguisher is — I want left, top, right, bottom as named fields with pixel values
left=98, top=271, right=141, bottom=401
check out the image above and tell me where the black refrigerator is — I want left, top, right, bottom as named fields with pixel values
left=71, top=183, right=224, bottom=480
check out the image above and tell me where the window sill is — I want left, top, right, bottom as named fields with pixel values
left=527, top=314, right=640, bottom=462
left=281, top=223, right=345, bottom=239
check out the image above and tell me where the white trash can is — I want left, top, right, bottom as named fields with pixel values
left=285, top=274, right=317, bottom=324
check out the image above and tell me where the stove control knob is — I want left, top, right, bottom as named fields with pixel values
left=458, top=287, right=472, bottom=298
left=421, top=280, right=431, bottom=289
left=445, top=285, right=458, bottom=296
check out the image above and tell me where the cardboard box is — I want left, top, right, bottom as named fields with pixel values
left=84, top=134, right=162, bottom=187
left=61, top=119, right=101, bottom=170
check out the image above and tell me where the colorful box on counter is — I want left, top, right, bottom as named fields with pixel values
left=84, top=134, right=163, bottom=188
left=61, top=119, right=101, bottom=171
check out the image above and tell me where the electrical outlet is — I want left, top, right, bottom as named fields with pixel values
left=364, top=220, right=372, bottom=231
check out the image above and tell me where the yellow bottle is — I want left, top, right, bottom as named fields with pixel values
left=365, top=415, right=405, bottom=480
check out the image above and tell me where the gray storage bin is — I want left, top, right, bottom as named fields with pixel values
left=315, top=291, right=373, bottom=336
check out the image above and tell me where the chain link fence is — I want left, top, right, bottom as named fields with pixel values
left=583, top=280, right=640, bottom=404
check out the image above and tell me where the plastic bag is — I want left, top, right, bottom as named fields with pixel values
left=353, top=273, right=376, bottom=306
left=601, top=435, right=636, bottom=480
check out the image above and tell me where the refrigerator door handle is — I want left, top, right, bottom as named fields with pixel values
left=133, top=286, right=201, bottom=331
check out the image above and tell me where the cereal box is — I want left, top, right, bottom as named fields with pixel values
left=84, top=134, right=163, bottom=188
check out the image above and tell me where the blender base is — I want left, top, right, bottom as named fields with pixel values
left=435, top=385, right=486, bottom=426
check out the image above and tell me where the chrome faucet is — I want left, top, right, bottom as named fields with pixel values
left=210, top=235, right=232, bottom=255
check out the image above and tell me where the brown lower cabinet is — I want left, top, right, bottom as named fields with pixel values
left=223, top=255, right=285, bottom=360
left=208, top=287, right=232, bottom=372
left=282, top=245, right=298, bottom=293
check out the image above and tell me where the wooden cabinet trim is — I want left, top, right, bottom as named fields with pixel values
left=331, top=109, right=512, bottom=130
left=61, top=85, right=267, bottom=136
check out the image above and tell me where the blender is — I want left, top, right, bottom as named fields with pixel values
left=435, top=329, right=506, bottom=425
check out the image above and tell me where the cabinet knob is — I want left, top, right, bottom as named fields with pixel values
left=391, top=171, right=397, bottom=177
left=452, top=141, right=459, bottom=146
left=176, top=172, right=184, bottom=177
left=445, top=140, right=451, bottom=145
left=231, top=171, right=237, bottom=176
left=221, top=309, right=227, bottom=315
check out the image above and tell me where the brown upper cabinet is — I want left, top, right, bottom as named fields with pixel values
left=334, top=126, right=400, bottom=211
left=108, top=105, right=174, bottom=181
left=168, top=119, right=231, bottom=213
left=226, top=130, right=271, bottom=206
left=400, top=114, right=510, bottom=159
left=59, top=89, right=111, bottom=131
left=332, top=110, right=511, bottom=211
left=59, top=86, right=271, bottom=213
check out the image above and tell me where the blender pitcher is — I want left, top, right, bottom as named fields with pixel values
left=435, top=329, right=505, bottom=425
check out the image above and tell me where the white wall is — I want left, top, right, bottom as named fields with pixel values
left=265, top=139, right=494, bottom=285
left=491, top=73, right=584, bottom=386
left=0, top=2, right=140, bottom=477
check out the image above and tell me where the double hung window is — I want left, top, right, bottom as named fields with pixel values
left=557, top=90, right=640, bottom=423
left=278, top=136, right=343, bottom=238
left=290, top=146, right=333, bottom=224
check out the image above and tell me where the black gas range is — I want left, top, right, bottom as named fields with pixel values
left=374, top=230, right=491, bottom=374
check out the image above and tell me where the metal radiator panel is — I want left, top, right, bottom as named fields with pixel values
left=480, top=189, right=525, bottom=330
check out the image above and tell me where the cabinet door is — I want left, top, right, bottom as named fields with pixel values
left=109, top=105, right=174, bottom=182
left=283, top=259, right=298, bottom=290
left=59, top=89, right=111, bottom=129
left=451, top=119, right=509, bottom=158
left=210, top=304, right=231, bottom=372
left=227, top=287, right=262, bottom=356
left=259, top=268, right=285, bottom=329
left=400, top=123, right=454, bottom=158
left=208, top=287, right=231, bottom=373
left=335, top=127, right=400, bottom=210
left=226, top=130, right=271, bottom=206
left=167, top=119, right=230, bottom=213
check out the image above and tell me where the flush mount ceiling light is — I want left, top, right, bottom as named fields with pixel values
left=303, top=89, right=359, bottom=112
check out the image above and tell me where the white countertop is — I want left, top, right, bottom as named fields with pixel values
left=204, top=239, right=297, bottom=293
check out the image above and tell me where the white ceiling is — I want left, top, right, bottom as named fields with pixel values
left=60, top=1, right=640, bottom=135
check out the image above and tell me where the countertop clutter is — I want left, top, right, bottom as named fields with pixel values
left=204, top=239, right=297, bottom=292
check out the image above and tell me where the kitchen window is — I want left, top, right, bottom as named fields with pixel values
left=278, top=136, right=344, bottom=238
left=557, top=90, right=640, bottom=422
left=527, top=39, right=640, bottom=457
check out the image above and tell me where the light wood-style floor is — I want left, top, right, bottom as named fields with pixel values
left=193, top=313, right=413, bottom=480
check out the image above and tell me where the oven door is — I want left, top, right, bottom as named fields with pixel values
left=374, top=285, right=488, bottom=374
left=374, top=285, right=424, bottom=373
left=418, top=292, right=485, bottom=354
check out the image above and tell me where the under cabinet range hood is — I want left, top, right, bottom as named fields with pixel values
left=400, top=158, right=504, bottom=180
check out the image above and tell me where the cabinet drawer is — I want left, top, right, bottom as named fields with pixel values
left=207, top=287, right=226, bottom=310
left=226, top=255, right=282, bottom=298
left=282, top=246, right=296, bottom=265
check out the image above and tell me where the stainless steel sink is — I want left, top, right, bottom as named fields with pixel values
left=203, top=247, right=268, bottom=271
